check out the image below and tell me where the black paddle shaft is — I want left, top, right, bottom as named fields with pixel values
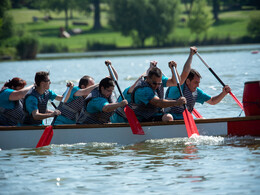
left=196, top=52, right=226, bottom=87
left=172, top=66, right=188, bottom=110
left=51, top=101, right=57, bottom=109
left=208, top=68, right=226, bottom=87
left=50, top=102, right=58, bottom=126
left=107, top=64, right=126, bottom=100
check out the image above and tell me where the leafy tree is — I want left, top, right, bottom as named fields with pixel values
left=109, top=0, right=180, bottom=47
left=0, top=0, right=11, bottom=18
left=76, top=0, right=102, bottom=30
left=188, top=0, right=214, bottom=39
left=0, top=14, right=14, bottom=40
left=34, top=0, right=75, bottom=30
left=212, top=0, right=220, bottom=22
left=0, top=0, right=14, bottom=41
left=92, top=0, right=101, bottom=30
left=149, top=0, right=180, bottom=46
left=182, top=0, right=194, bottom=18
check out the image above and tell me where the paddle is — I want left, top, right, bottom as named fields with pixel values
left=196, top=52, right=244, bottom=111
left=36, top=87, right=70, bottom=148
left=106, top=63, right=144, bottom=135
left=172, top=66, right=199, bottom=137
left=163, top=61, right=203, bottom=119
left=192, top=108, right=203, bottom=119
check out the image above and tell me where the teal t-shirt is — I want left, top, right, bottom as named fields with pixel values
left=0, top=88, right=15, bottom=109
left=134, top=75, right=168, bottom=105
left=133, top=76, right=168, bottom=121
left=166, top=85, right=211, bottom=119
left=117, top=86, right=131, bottom=103
left=111, top=76, right=168, bottom=123
left=110, top=87, right=131, bottom=123
left=166, top=85, right=211, bottom=104
left=25, top=89, right=57, bottom=115
left=55, top=86, right=80, bottom=125
left=87, top=97, right=109, bottom=113
left=64, top=86, right=80, bottom=103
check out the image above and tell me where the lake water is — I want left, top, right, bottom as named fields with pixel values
left=0, top=44, right=260, bottom=194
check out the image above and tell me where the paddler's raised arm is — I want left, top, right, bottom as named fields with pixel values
left=180, top=46, right=197, bottom=85
left=105, top=60, right=118, bottom=81
left=166, top=60, right=179, bottom=87
left=54, top=82, right=73, bottom=102
left=63, top=81, right=74, bottom=103
left=75, top=83, right=99, bottom=97
left=128, top=61, right=158, bottom=93
left=9, top=84, right=34, bottom=101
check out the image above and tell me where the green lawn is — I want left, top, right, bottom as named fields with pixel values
left=8, top=8, right=260, bottom=52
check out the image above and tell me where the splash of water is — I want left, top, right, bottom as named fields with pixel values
left=186, top=134, right=225, bottom=145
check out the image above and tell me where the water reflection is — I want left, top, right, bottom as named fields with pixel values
left=183, top=145, right=199, bottom=160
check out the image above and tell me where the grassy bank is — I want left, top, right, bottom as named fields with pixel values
left=7, top=7, right=260, bottom=53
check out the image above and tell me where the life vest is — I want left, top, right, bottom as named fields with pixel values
left=131, top=78, right=164, bottom=120
left=57, top=96, right=84, bottom=121
left=23, top=88, right=50, bottom=125
left=0, top=88, right=25, bottom=126
left=77, top=87, right=114, bottom=124
left=165, top=83, right=197, bottom=114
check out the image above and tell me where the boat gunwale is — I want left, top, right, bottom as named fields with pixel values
left=0, top=115, right=259, bottom=131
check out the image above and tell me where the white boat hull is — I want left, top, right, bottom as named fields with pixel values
left=0, top=116, right=259, bottom=150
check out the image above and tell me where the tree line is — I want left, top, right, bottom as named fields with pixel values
left=0, top=0, right=259, bottom=59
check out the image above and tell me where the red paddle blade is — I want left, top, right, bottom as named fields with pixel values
left=36, top=125, right=54, bottom=148
left=124, top=105, right=144, bottom=135
left=192, top=108, right=203, bottom=119
left=183, top=109, right=199, bottom=138
left=229, top=91, right=244, bottom=111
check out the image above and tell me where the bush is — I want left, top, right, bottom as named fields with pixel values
left=247, top=15, right=260, bottom=38
left=16, top=36, right=38, bottom=59
left=86, top=41, right=116, bottom=51
left=40, top=43, right=69, bottom=53
left=0, top=46, right=16, bottom=60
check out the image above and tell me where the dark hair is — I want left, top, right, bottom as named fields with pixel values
left=148, top=67, right=162, bottom=78
left=186, top=69, right=202, bottom=81
left=3, top=77, right=27, bottom=90
left=78, top=75, right=93, bottom=88
left=99, top=77, right=114, bottom=91
left=35, top=71, right=49, bottom=86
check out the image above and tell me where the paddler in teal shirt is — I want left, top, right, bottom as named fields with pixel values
left=165, top=46, right=231, bottom=119
left=23, top=71, right=66, bottom=126
left=110, top=61, right=159, bottom=123
left=111, top=60, right=186, bottom=123
left=165, top=68, right=231, bottom=119
left=0, top=77, right=33, bottom=126
left=54, top=76, right=98, bottom=124
left=77, top=61, right=128, bottom=124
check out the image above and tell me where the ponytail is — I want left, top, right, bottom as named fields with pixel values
left=3, top=77, right=27, bottom=90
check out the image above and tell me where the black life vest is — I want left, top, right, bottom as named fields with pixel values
left=165, top=83, right=197, bottom=114
left=76, top=87, right=115, bottom=124
left=131, top=78, right=164, bottom=120
left=23, top=88, right=50, bottom=125
left=0, top=88, right=25, bottom=126
left=57, top=94, right=84, bottom=121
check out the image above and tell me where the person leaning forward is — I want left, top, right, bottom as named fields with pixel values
left=0, top=77, right=33, bottom=126
left=110, top=60, right=166, bottom=123
left=131, top=65, right=186, bottom=122
left=23, top=71, right=65, bottom=126
left=54, top=76, right=97, bottom=125
left=76, top=77, right=128, bottom=124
